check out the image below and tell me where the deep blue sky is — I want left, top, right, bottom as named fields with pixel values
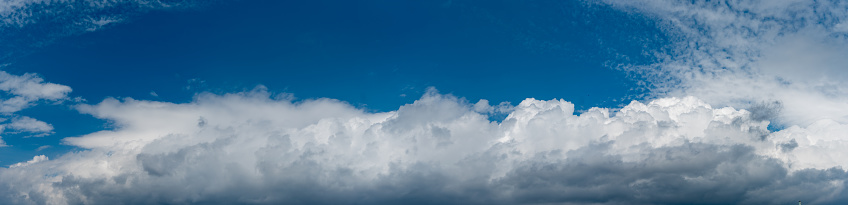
left=1, top=0, right=670, bottom=166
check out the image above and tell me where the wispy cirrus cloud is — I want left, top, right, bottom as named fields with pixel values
left=597, top=0, right=848, bottom=176
left=0, top=0, right=208, bottom=61
left=600, top=0, right=848, bottom=127
left=0, top=0, right=202, bottom=28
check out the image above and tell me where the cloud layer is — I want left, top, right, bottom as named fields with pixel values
left=1, top=88, right=845, bottom=204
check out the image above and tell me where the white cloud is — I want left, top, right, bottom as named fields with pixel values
left=35, top=145, right=50, bottom=151
left=0, top=71, right=70, bottom=113
left=6, top=116, right=54, bottom=136
left=0, top=70, right=68, bottom=143
left=598, top=0, right=848, bottom=128
left=1, top=0, right=847, bottom=203
left=81, top=16, right=122, bottom=32
left=593, top=1, right=848, bottom=178
left=473, top=99, right=514, bottom=115
left=0, top=89, right=845, bottom=204
left=8, top=155, right=47, bottom=168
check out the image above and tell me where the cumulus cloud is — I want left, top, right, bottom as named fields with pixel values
left=591, top=2, right=848, bottom=187
left=8, top=155, right=47, bottom=168
left=0, top=88, right=845, bottom=204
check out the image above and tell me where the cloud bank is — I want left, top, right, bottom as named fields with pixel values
left=0, top=88, right=845, bottom=204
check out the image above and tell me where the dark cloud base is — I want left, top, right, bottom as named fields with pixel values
left=5, top=142, right=843, bottom=205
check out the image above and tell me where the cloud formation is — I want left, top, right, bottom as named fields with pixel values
left=5, top=116, right=54, bottom=136
left=600, top=0, right=848, bottom=127
left=2, top=0, right=848, bottom=204
left=0, top=88, right=845, bottom=204
left=0, top=71, right=71, bottom=113
left=0, top=71, right=69, bottom=145
left=595, top=1, right=848, bottom=187
left=8, top=155, right=47, bottom=168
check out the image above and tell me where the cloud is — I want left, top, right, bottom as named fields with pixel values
left=0, top=0, right=199, bottom=28
left=2, top=1, right=848, bottom=204
left=8, top=155, right=47, bottom=168
left=0, top=88, right=845, bottom=204
left=0, top=71, right=71, bottom=113
left=35, top=145, right=50, bottom=151
left=598, top=0, right=848, bottom=128
left=5, top=116, right=54, bottom=137
left=0, top=70, right=68, bottom=143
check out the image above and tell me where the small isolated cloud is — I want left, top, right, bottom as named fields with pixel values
left=0, top=89, right=845, bottom=204
left=81, top=16, right=122, bottom=32
left=35, top=145, right=51, bottom=151
left=6, top=116, right=54, bottom=136
left=0, top=71, right=71, bottom=113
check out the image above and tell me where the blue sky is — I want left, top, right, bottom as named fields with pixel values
left=3, top=0, right=848, bottom=204
left=8, top=0, right=661, bottom=107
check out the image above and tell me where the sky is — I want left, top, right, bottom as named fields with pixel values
left=0, top=0, right=847, bottom=204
